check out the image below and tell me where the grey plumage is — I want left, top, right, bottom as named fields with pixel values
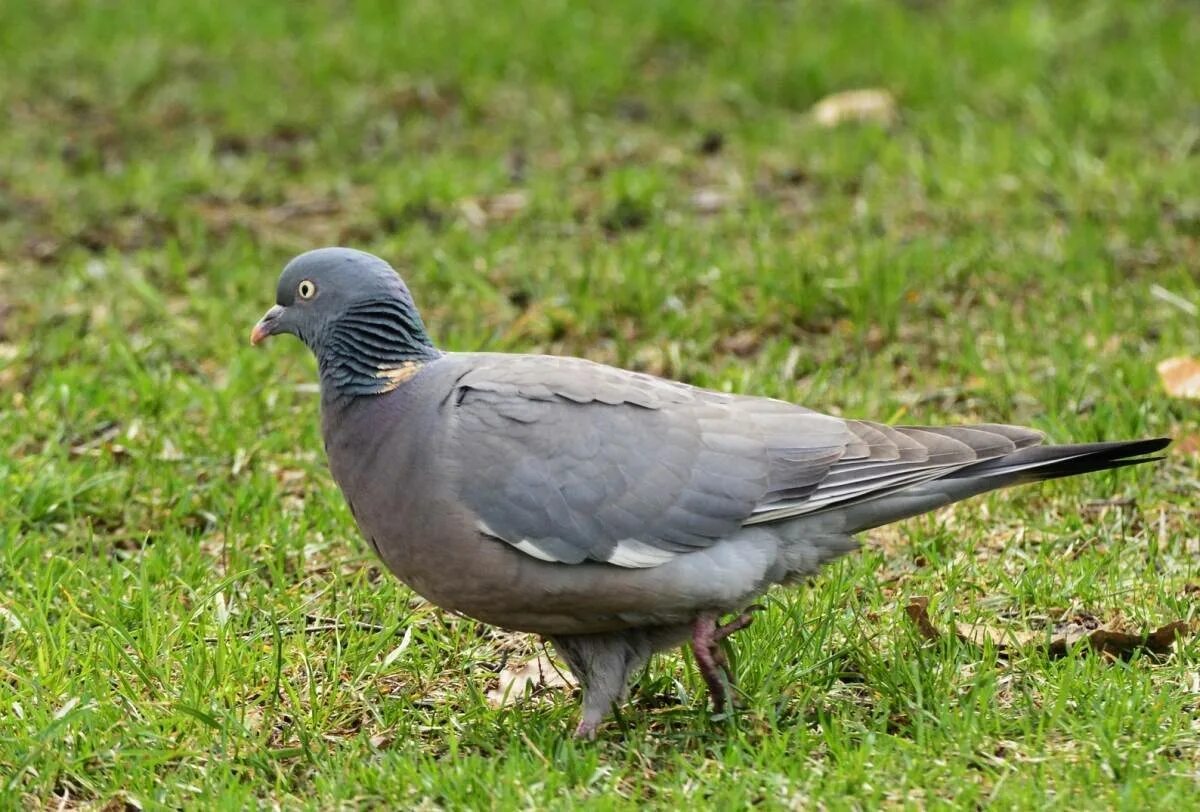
left=252, top=247, right=1169, bottom=737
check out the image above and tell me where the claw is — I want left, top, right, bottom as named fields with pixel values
left=713, top=604, right=765, bottom=642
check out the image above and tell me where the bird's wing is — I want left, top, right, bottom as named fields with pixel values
left=446, top=354, right=1039, bottom=568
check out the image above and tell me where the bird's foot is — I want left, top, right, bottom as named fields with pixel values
left=574, top=719, right=600, bottom=740
left=713, top=603, right=765, bottom=642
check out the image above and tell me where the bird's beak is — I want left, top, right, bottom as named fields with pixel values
left=250, top=305, right=286, bottom=346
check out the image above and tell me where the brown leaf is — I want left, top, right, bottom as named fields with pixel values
left=717, top=328, right=763, bottom=357
left=905, top=599, right=1189, bottom=660
left=811, top=88, right=897, bottom=128
left=954, top=621, right=1042, bottom=650
left=99, top=792, right=142, bottom=811
left=69, top=422, right=125, bottom=459
left=691, top=188, right=732, bottom=214
left=458, top=191, right=529, bottom=227
left=1047, top=621, right=1189, bottom=660
left=1157, top=357, right=1200, bottom=399
left=1174, top=434, right=1200, bottom=456
left=486, top=653, right=576, bottom=708
left=905, top=597, right=942, bottom=641
left=158, top=438, right=184, bottom=461
left=369, top=731, right=395, bottom=749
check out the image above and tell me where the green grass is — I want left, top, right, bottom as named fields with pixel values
left=2, top=0, right=1199, bottom=807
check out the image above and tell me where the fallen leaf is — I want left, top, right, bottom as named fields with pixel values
left=100, top=792, right=143, bottom=812
left=905, top=598, right=1190, bottom=660
left=691, top=188, right=732, bottom=214
left=1157, top=357, right=1200, bottom=399
left=458, top=191, right=529, bottom=227
left=905, top=597, right=942, bottom=641
left=69, top=421, right=121, bottom=457
left=811, top=88, right=897, bottom=128
left=1046, top=621, right=1189, bottom=660
left=486, top=653, right=576, bottom=708
left=1174, top=434, right=1200, bottom=456
left=274, top=468, right=307, bottom=493
left=369, top=731, right=395, bottom=749
left=231, top=447, right=250, bottom=477
left=487, top=191, right=529, bottom=220
left=717, top=328, right=763, bottom=357
left=381, top=626, right=413, bottom=668
left=53, top=696, right=81, bottom=720
left=0, top=606, right=22, bottom=631
left=954, top=621, right=1042, bottom=650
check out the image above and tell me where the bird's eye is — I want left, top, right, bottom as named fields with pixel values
left=297, top=280, right=316, bottom=300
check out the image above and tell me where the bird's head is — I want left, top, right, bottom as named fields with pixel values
left=251, top=247, right=439, bottom=394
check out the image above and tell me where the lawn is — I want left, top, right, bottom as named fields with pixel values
left=2, top=0, right=1199, bottom=807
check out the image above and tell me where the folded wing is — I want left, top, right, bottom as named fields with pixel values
left=447, top=355, right=1046, bottom=568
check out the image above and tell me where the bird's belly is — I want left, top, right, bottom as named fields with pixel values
left=361, top=519, right=614, bottom=633
left=335, top=443, right=783, bottom=634
left=356, top=507, right=780, bottom=636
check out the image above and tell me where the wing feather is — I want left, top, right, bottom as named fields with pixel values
left=446, top=354, right=1044, bottom=567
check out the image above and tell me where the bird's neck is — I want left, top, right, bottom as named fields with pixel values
left=317, top=299, right=442, bottom=398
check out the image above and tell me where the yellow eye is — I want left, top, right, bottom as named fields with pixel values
left=297, top=280, right=316, bottom=300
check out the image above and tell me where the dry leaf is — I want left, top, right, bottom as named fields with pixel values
left=486, top=653, right=576, bottom=708
left=954, top=621, right=1042, bottom=650
left=905, top=597, right=942, bottom=641
left=1046, top=621, right=1189, bottom=660
left=691, top=188, right=732, bottom=214
left=0, top=606, right=22, bottom=631
left=100, top=793, right=143, bottom=812
left=1174, top=434, right=1200, bottom=456
left=458, top=191, right=529, bottom=227
left=717, top=328, right=764, bottom=357
left=381, top=626, right=413, bottom=669
left=1157, top=357, right=1200, bottom=399
left=230, top=447, right=250, bottom=477
left=905, top=598, right=1189, bottom=660
left=69, top=421, right=121, bottom=457
left=811, top=88, right=897, bottom=128
left=369, top=731, right=395, bottom=749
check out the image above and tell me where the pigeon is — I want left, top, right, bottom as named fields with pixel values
left=251, top=247, right=1168, bottom=738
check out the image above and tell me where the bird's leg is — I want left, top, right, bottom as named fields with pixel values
left=690, top=614, right=731, bottom=712
left=692, top=606, right=766, bottom=710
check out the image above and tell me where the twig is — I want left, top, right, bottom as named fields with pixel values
left=202, top=614, right=389, bottom=643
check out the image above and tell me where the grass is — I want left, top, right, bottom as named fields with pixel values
left=2, top=0, right=1199, bottom=807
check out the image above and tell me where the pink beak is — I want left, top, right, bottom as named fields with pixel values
left=250, top=305, right=285, bottom=346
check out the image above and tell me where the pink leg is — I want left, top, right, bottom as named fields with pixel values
left=713, top=604, right=765, bottom=642
left=692, top=606, right=766, bottom=712
left=691, top=614, right=730, bottom=712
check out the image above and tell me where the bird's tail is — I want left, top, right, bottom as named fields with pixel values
left=943, top=437, right=1171, bottom=484
left=841, top=436, right=1169, bottom=534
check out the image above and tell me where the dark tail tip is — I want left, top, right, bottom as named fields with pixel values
left=951, top=437, right=1171, bottom=482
